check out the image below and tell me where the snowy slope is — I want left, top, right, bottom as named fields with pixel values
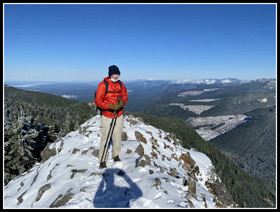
left=4, top=115, right=236, bottom=208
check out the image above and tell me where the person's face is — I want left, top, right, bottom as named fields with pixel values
left=110, top=74, right=119, bottom=80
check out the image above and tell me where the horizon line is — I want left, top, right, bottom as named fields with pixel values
left=3, top=77, right=276, bottom=83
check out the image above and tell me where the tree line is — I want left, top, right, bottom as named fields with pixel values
left=4, top=85, right=97, bottom=185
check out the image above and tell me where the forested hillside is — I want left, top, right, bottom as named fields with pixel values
left=4, top=85, right=97, bottom=185
left=144, top=80, right=275, bottom=119
left=211, top=106, right=276, bottom=190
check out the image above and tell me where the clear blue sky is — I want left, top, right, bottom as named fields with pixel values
left=4, top=3, right=276, bottom=81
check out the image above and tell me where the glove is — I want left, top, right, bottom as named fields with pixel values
left=108, top=103, right=122, bottom=111
left=118, top=100, right=125, bottom=107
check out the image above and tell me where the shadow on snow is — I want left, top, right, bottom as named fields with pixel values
left=93, top=168, right=143, bottom=208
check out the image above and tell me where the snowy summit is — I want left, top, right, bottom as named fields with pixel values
left=4, top=115, right=236, bottom=208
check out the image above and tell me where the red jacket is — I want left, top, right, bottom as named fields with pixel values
left=95, top=77, right=128, bottom=118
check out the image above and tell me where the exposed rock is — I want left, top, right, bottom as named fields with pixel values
left=145, top=131, right=153, bottom=136
left=72, top=148, right=80, bottom=154
left=17, top=181, right=25, bottom=192
left=121, top=132, right=128, bottom=141
left=126, top=149, right=132, bottom=154
left=205, top=179, right=235, bottom=208
left=82, top=149, right=89, bottom=155
left=185, top=192, right=197, bottom=201
left=201, top=193, right=207, bottom=208
left=70, top=169, right=87, bottom=179
left=186, top=198, right=195, bottom=208
left=126, top=115, right=143, bottom=125
left=182, top=177, right=187, bottom=186
left=159, top=166, right=166, bottom=173
left=135, top=131, right=147, bottom=144
left=171, top=153, right=179, bottom=161
left=134, top=143, right=144, bottom=156
left=35, top=184, right=51, bottom=202
left=180, top=152, right=196, bottom=169
left=150, top=151, right=157, bottom=159
left=31, top=168, right=39, bottom=186
left=150, top=137, right=158, bottom=146
left=50, top=188, right=74, bottom=208
left=187, top=177, right=196, bottom=196
left=17, top=190, right=27, bottom=205
left=40, top=142, right=57, bottom=163
left=135, top=154, right=151, bottom=168
left=187, top=166, right=199, bottom=182
left=154, top=178, right=161, bottom=188
left=167, top=167, right=180, bottom=178
left=47, top=163, right=59, bottom=181
left=169, top=132, right=177, bottom=141
left=205, top=167, right=236, bottom=208
left=92, top=149, right=99, bottom=158
left=164, top=177, right=170, bottom=183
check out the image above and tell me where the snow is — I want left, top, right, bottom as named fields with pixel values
left=169, top=103, right=214, bottom=115
left=172, top=78, right=242, bottom=85
left=187, top=115, right=248, bottom=141
left=4, top=115, right=227, bottom=209
left=62, top=95, right=78, bottom=100
left=178, top=91, right=205, bottom=97
left=178, top=88, right=223, bottom=97
left=189, top=99, right=220, bottom=102
left=258, top=98, right=268, bottom=103
left=221, top=79, right=231, bottom=84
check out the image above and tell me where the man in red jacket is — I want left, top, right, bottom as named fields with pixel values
left=95, top=65, right=128, bottom=169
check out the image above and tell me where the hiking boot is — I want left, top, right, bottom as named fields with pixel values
left=99, top=162, right=107, bottom=169
left=113, top=155, right=121, bottom=162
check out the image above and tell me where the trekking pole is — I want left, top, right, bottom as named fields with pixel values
left=99, top=110, right=117, bottom=168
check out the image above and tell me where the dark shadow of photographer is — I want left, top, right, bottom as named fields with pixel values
left=93, top=168, right=142, bottom=208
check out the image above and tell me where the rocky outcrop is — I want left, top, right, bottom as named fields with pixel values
left=50, top=188, right=74, bottom=208
left=40, top=142, right=57, bottom=163
left=35, top=184, right=51, bottom=202
left=205, top=167, right=237, bottom=208
left=135, top=131, right=147, bottom=144
left=121, top=132, right=128, bottom=141
left=135, top=143, right=151, bottom=168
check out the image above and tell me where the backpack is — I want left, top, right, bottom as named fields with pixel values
left=94, top=80, right=123, bottom=115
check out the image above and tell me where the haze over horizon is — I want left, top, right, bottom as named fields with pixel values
left=4, top=3, right=276, bottom=82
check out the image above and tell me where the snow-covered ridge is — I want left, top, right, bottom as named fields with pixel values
left=4, top=115, right=236, bottom=208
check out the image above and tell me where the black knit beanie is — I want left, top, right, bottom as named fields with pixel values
left=108, top=65, right=121, bottom=77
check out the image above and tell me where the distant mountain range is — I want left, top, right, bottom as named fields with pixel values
left=170, top=78, right=250, bottom=85
left=5, top=78, right=275, bottom=111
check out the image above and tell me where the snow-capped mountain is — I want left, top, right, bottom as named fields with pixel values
left=4, top=115, right=236, bottom=208
left=172, top=78, right=248, bottom=85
